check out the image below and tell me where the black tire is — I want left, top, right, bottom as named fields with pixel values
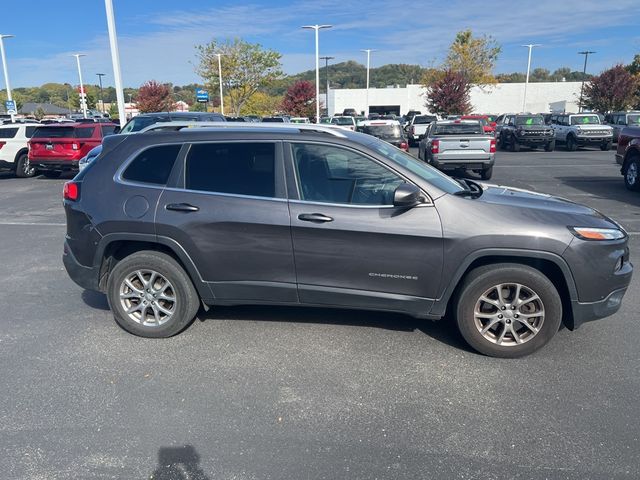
left=480, top=166, right=493, bottom=180
left=566, top=135, right=578, bottom=151
left=42, top=171, right=61, bottom=179
left=510, top=136, right=520, bottom=152
left=496, top=134, right=503, bottom=150
left=14, top=153, right=36, bottom=178
left=106, top=251, right=200, bottom=338
left=544, top=140, right=555, bottom=152
left=623, top=156, right=640, bottom=191
left=454, top=263, right=562, bottom=358
left=600, top=141, right=612, bottom=151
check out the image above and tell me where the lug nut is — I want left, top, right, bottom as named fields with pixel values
left=511, top=306, right=516, bottom=310
left=514, top=314, right=519, bottom=318
left=501, top=306, right=506, bottom=310
left=498, top=314, right=503, bottom=319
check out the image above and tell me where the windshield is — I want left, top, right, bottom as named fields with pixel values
left=515, top=116, right=545, bottom=126
left=362, top=125, right=403, bottom=138
left=331, top=117, right=354, bottom=125
left=433, top=123, right=483, bottom=135
left=413, top=115, right=437, bottom=124
left=628, top=114, right=640, bottom=124
left=366, top=137, right=464, bottom=194
left=570, top=115, right=600, bottom=125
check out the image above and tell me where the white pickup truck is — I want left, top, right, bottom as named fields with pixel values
left=406, top=114, right=437, bottom=146
left=417, top=120, right=496, bottom=180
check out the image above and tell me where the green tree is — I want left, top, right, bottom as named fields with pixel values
left=33, top=106, right=46, bottom=120
left=530, top=68, right=551, bottom=82
left=442, top=29, right=501, bottom=86
left=196, top=38, right=283, bottom=116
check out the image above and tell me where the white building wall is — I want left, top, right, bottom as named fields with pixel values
left=328, top=82, right=582, bottom=116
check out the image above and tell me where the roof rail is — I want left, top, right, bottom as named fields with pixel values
left=138, top=121, right=349, bottom=138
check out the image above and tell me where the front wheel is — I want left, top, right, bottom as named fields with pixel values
left=566, top=135, right=578, bottom=151
left=454, top=263, right=562, bottom=358
left=544, top=140, right=555, bottom=152
left=624, top=157, right=640, bottom=191
left=600, top=141, right=612, bottom=151
left=510, top=136, right=520, bottom=152
left=106, top=251, right=200, bottom=337
left=14, top=153, right=36, bottom=178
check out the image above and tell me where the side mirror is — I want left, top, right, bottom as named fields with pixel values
left=393, top=183, right=422, bottom=208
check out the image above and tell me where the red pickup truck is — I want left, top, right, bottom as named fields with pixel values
left=615, top=126, right=640, bottom=191
left=28, top=123, right=117, bottom=178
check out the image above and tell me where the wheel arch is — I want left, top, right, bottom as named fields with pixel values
left=13, top=147, right=28, bottom=168
left=431, top=250, right=577, bottom=329
left=622, top=147, right=640, bottom=173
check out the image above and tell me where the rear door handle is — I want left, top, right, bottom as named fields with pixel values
left=298, top=213, right=333, bottom=223
left=165, top=203, right=200, bottom=212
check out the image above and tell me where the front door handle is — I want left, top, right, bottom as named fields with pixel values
left=166, top=203, right=200, bottom=212
left=298, top=213, right=333, bottom=223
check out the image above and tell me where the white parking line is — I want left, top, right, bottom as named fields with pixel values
left=494, top=164, right=614, bottom=167
left=0, top=222, right=65, bottom=226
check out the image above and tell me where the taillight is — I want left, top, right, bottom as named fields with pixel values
left=63, top=182, right=79, bottom=201
left=431, top=139, right=440, bottom=154
left=400, top=142, right=408, bottom=151
left=490, top=139, right=496, bottom=153
left=0, top=141, right=5, bottom=150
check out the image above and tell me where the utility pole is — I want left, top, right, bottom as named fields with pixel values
left=96, top=73, right=106, bottom=115
left=320, top=56, right=334, bottom=116
left=521, top=44, right=540, bottom=113
left=215, top=53, right=224, bottom=115
left=361, top=49, right=376, bottom=117
left=0, top=34, right=16, bottom=123
left=72, top=54, right=88, bottom=118
left=104, top=0, right=126, bottom=127
left=302, top=24, right=332, bottom=123
left=578, top=51, right=595, bottom=112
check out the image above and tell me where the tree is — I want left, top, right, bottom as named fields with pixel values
left=196, top=38, right=283, bottom=116
left=626, top=54, right=640, bottom=76
left=530, top=68, right=551, bottom=82
left=281, top=80, right=316, bottom=117
left=443, top=29, right=501, bottom=86
left=135, top=80, right=176, bottom=113
left=33, top=107, right=46, bottom=120
left=70, top=88, right=96, bottom=110
left=581, top=64, right=638, bottom=112
left=426, top=70, right=472, bottom=115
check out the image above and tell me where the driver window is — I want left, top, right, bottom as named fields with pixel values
left=291, top=143, right=404, bottom=205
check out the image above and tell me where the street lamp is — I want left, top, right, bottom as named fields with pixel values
left=72, top=53, right=88, bottom=118
left=104, top=0, right=126, bottom=127
left=361, top=49, right=377, bottom=117
left=96, top=73, right=106, bottom=115
left=578, top=50, right=596, bottom=112
left=0, top=34, right=16, bottom=123
left=319, top=56, right=334, bottom=116
left=215, top=53, right=225, bottom=115
left=521, top=44, right=541, bottom=113
left=302, top=24, right=332, bottom=123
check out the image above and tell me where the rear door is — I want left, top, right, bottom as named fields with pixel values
left=155, top=140, right=296, bottom=303
left=285, top=141, right=443, bottom=314
left=0, top=126, right=20, bottom=163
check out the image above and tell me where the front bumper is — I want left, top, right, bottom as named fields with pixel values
left=63, top=240, right=100, bottom=291
left=571, top=287, right=628, bottom=329
left=576, top=135, right=612, bottom=145
left=515, top=135, right=554, bottom=145
left=30, top=159, right=80, bottom=172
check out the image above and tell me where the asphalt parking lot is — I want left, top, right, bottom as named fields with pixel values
left=1, top=148, right=639, bottom=479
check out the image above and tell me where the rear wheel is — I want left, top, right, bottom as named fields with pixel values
left=544, top=140, right=555, bottom=152
left=454, top=263, right=562, bottom=358
left=480, top=166, right=493, bottom=180
left=14, top=153, right=36, bottom=178
left=106, top=251, right=200, bottom=338
left=42, top=171, right=61, bottom=179
left=624, top=157, right=640, bottom=191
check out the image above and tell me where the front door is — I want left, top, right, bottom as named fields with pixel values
left=286, top=142, right=443, bottom=315
left=156, top=141, right=296, bottom=303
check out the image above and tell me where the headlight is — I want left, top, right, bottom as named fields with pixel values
left=569, top=227, right=626, bottom=241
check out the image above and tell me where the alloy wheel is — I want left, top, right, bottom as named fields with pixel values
left=119, top=269, right=176, bottom=327
left=627, top=162, right=638, bottom=186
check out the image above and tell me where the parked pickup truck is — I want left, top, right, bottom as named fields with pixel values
left=615, top=125, right=640, bottom=191
left=417, top=120, right=496, bottom=179
left=406, top=114, right=437, bottom=146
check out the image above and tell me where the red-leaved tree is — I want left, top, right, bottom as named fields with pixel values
left=425, top=70, right=472, bottom=116
left=281, top=80, right=316, bottom=117
left=135, top=80, right=177, bottom=113
left=582, top=64, right=638, bottom=112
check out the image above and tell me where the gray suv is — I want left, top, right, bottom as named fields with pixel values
left=62, top=125, right=632, bottom=358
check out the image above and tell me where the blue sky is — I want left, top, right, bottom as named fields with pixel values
left=1, top=0, right=639, bottom=88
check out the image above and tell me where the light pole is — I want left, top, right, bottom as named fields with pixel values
left=302, top=24, right=332, bottom=123
left=0, top=34, right=16, bottom=123
left=104, top=0, right=126, bottom=127
left=215, top=53, right=225, bottom=115
left=320, top=56, right=334, bottom=116
left=361, top=49, right=376, bottom=117
left=521, top=44, right=541, bottom=113
left=96, top=73, right=106, bottom=115
left=72, top=54, right=88, bottom=118
left=578, top=50, right=595, bottom=112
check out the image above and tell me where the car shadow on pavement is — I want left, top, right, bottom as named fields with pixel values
left=149, top=445, right=210, bottom=480
left=556, top=175, right=640, bottom=208
left=199, top=305, right=473, bottom=353
left=81, top=290, right=110, bottom=310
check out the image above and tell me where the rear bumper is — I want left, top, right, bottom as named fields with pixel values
left=570, top=287, right=628, bottom=329
left=432, top=155, right=494, bottom=170
left=30, top=159, right=79, bottom=171
left=63, top=240, right=100, bottom=291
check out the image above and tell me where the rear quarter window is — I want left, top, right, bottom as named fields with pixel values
left=25, top=126, right=38, bottom=138
left=122, top=144, right=182, bottom=185
left=74, top=127, right=95, bottom=138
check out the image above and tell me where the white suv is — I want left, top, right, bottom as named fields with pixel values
left=0, top=123, right=40, bottom=177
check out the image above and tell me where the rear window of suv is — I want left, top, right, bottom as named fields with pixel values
left=122, top=144, right=181, bottom=185
left=31, top=127, right=75, bottom=138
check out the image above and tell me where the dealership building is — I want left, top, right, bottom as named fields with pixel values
left=326, top=81, right=583, bottom=116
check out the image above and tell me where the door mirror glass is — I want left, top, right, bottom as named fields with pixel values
left=393, top=183, right=422, bottom=208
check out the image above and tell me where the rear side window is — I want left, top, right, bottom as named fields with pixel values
left=122, top=144, right=181, bottom=185
left=185, top=143, right=276, bottom=198
left=0, top=127, right=18, bottom=139
left=74, top=127, right=95, bottom=138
